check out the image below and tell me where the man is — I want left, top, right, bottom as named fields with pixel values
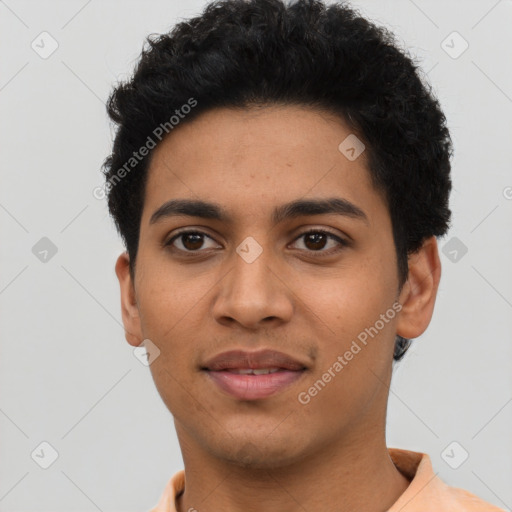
left=103, top=0, right=504, bottom=510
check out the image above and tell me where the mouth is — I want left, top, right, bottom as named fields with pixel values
left=201, top=349, right=308, bottom=401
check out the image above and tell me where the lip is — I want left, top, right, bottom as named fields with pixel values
left=202, top=349, right=307, bottom=371
left=202, top=349, right=308, bottom=401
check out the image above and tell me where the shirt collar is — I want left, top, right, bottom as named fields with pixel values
left=150, top=447, right=498, bottom=512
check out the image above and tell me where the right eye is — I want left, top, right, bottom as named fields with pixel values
left=164, top=230, right=221, bottom=253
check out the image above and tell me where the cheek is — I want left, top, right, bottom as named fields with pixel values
left=136, top=261, right=206, bottom=335
left=299, top=253, right=398, bottom=401
left=297, top=289, right=397, bottom=429
left=137, top=271, right=202, bottom=410
left=304, top=255, right=397, bottom=336
left=135, top=274, right=202, bottom=398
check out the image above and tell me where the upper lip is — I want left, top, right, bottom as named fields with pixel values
left=202, top=349, right=308, bottom=371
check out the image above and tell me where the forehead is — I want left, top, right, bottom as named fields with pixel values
left=141, top=105, right=385, bottom=226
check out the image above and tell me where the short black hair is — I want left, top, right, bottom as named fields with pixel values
left=102, top=0, right=453, bottom=361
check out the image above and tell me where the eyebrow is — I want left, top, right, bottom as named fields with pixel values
left=149, top=197, right=369, bottom=226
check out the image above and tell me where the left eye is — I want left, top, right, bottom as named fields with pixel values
left=164, top=229, right=347, bottom=254
left=291, top=229, right=347, bottom=253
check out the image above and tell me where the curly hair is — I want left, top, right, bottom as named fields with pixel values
left=102, top=0, right=453, bottom=361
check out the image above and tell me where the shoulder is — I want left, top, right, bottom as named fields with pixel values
left=388, top=448, right=506, bottom=511
left=441, top=485, right=506, bottom=511
left=148, top=470, right=185, bottom=512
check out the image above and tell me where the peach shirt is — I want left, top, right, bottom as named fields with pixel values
left=149, top=448, right=505, bottom=511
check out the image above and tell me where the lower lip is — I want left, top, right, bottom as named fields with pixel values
left=204, top=369, right=305, bottom=400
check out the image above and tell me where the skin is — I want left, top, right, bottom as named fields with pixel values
left=116, top=105, right=441, bottom=512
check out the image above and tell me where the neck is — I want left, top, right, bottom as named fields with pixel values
left=175, top=429, right=410, bottom=512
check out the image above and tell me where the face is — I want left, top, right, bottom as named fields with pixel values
left=117, top=105, right=437, bottom=469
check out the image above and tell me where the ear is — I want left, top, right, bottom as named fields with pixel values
left=115, top=251, right=143, bottom=347
left=396, top=236, right=441, bottom=339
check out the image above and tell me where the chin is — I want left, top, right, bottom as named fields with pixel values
left=212, top=434, right=307, bottom=470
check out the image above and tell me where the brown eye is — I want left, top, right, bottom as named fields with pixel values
left=180, top=233, right=205, bottom=250
left=165, top=231, right=219, bottom=252
left=303, top=232, right=328, bottom=250
left=164, top=228, right=347, bottom=256
left=292, top=229, right=347, bottom=254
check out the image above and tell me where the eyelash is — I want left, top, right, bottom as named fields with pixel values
left=164, top=228, right=348, bottom=256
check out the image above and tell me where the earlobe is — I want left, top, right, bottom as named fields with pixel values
left=115, top=252, right=143, bottom=347
left=396, top=236, right=441, bottom=340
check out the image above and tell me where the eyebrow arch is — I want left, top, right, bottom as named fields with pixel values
left=149, top=197, right=369, bottom=226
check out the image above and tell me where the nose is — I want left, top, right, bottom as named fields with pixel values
left=211, top=242, right=294, bottom=330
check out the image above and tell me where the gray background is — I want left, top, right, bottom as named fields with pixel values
left=1, top=0, right=511, bottom=510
